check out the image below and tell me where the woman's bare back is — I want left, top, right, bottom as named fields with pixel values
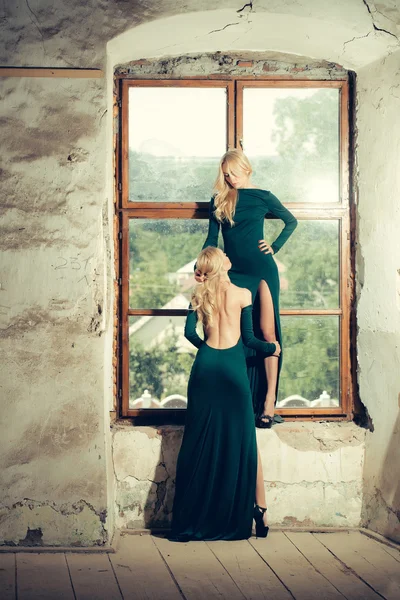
left=204, top=283, right=251, bottom=349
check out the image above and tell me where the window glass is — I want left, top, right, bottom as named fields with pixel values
left=129, top=219, right=209, bottom=311
left=264, top=220, right=339, bottom=309
left=277, top=316, right=339, bottom=408
left=129, top=315, right=200, bottom=409
left=128, top=87, right=227, bottom=202
left=243, top=88, right=339, bottom=203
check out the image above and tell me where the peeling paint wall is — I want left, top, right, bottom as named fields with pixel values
left=1, top=1, right=398, bottom=72
left=113, top=423, right=366, bottom=529
left=0, top=75, right=112, bottom=546
left=1, top=0, right=399, bottom=545
left=114, top=51, right=347, bottom=79
left=357, top=49, right=400, bottom=543
left=107, top=0, right=399, bottom=70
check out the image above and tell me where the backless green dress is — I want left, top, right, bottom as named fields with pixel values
left=201, top=189, right=297, bottom=420
left=171, top=306, right=277, bottom=541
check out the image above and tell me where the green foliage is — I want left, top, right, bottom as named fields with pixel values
left=272, top=89, right=338, bottom=160
left=129, top=220, right=208, bottom=309
left=251, top=89, right=339, bottom=203
left=129, top=151, right=217, bottom=203
left=129, top=225, right=178, bottom=309
left=130, top=330, right=196, bottom=400
left=266, top=220, right=338, bottom=309
left=279, top=317, right=339, bottom=401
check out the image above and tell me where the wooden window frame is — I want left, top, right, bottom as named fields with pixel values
left=117, top=77, right=353, bottom=422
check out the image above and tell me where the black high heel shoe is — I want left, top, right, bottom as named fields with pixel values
left=254, top=505, right=269, bottom=538
left=256, top=414, right=274, bottom=429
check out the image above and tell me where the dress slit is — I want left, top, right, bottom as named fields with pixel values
left=247, top=277, right=282, bottom=419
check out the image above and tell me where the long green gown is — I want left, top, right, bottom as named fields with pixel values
left=171, top=306, right=277, bottom=541
left=202, top=189, right=297, bottom=420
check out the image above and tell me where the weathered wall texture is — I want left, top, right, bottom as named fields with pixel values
left=0, top=76, right=112, bottom=546
left=0, top=1, right=398, bottom=72
left=113, top=423, right=366, bottom=529
left=1, top=0, right=399, bottom=545
left=107, top=0, right=399, bottom=70
left=115, top=51, right=347, bottom=79
left=357, top=49, right=400, bottom=543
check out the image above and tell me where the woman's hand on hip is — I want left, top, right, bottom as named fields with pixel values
left=258, top=239, right=274, bottom=255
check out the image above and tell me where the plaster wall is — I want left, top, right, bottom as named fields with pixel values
left=0, top=75, right=113, bottom=546
left=1, top=1, right=398, bottom=70
left=0, top=0, right=399, bottom=545
left=113, top=423, right=365, bottom=530
left=356, top=49, right=400, bottom=542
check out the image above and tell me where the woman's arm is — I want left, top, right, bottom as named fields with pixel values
left=202, top=197, right=220, bottom=250
left=240, top=305, right=277, bottom=356
left=184, top=307, right=203, bottom=349
left=264, top=192, right=298, bottom=254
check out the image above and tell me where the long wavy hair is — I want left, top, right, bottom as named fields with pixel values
left=191, top=247, right=228, bottom=328
left=212, top=149, right=253, bottom=226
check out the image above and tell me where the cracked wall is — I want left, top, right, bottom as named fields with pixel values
left=1, top=1, right=399, bottom=71
left=115, top=51, right=347, bottom=79
left=357, top=48, right=400, bottom=543
left=113, top=422, right=366, bottom=529
left=0, top=74, right=113, bottom=546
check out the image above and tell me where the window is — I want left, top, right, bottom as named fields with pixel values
left=117, top=78, right=352, bottom=420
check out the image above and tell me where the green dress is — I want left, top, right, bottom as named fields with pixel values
left=171, top=306, right=277, bottom=541
left=202, top=189, right=297, bottom=420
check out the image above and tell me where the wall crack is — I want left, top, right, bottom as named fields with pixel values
left=25, top=0, right=46, bottom=54
left=237, top=2, right=253, bottom=14
left=362, top=0, right=400, bottom=43
left=208, top=22, right=240, bottom=35
left=343, top=31, right=372, bottom=54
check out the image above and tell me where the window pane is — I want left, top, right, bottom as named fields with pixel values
left=243, top=88, right=339, bottom=203
left=129, top=315, right=201, bottom=409
left=129, top=219, right=209, bottom=310
left=264, top=220, right=339, bottom=309
left=277, top=316, right=339, bottom=408
left=128, top=87, right=227, bottom=202
left=129, top=315, right=339, bottom=410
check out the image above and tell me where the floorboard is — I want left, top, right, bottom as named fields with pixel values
left=249, top=531, right=345, bottom=600
left=109, top=534, right=182, bottom=599
left=0, top=553, right=16, bottom=600
left=66, top=552, right=122, bottom=600
left=286, top=532, right=381, bottom=600
left=315, top=532, right=400, bottom=600
left=153, top=535, right=245, bottom=599
left=380, top=544, right=400, bottom=564
left=17, top=553, right=74, bottom=600
left=206, top=539, right=293, bottom=600
left=3, top=529, right=399, bottom=599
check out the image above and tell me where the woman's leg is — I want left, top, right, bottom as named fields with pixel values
left=258, top=280, right=279, bottom=418
left=256, top=445, right=268, bottom=525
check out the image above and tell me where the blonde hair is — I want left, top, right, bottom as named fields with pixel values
left=192, top=247, right=227, bottom=328
left=212, top=149, right=253, bottom=226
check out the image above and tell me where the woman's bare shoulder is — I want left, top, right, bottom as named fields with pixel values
left=229, top=284, right=252, bottom=305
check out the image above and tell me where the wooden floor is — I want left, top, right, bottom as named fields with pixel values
left=1, top=531, right=399, bottom=599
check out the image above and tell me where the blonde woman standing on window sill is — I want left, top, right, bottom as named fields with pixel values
left=199, top=149, right=297, bottom=428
